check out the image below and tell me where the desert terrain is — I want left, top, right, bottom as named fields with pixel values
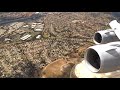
left=0, top=12, right=117, bottom=78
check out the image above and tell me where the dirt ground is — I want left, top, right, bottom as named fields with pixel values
left=0, top=12, right=116, bottom=78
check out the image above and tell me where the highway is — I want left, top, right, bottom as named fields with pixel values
left=0, top=13, right=46, bottom=25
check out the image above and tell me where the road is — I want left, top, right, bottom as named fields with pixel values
left=0, top=13, right=46, bottom=26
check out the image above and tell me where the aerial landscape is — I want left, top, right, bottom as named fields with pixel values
left=0, top=12, right=119, bottom=78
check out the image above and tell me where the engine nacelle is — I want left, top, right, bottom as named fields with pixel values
left=93, top=20, right=120, bottom=44
left=85, top=41, right=120, bottom=73
left=93, top=29, right=119, bottom=44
